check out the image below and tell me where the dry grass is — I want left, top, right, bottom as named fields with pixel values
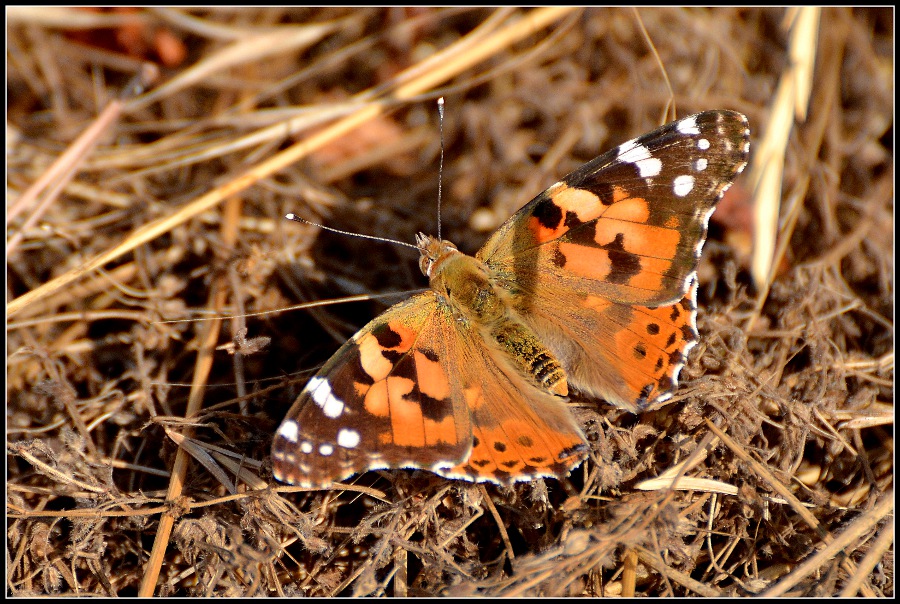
left=7, top=7, right=893, bottom=597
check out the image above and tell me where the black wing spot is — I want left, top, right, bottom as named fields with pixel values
left=420, top=348, right=439, bottom=362
left=532, top=197, right=564, bottom=230
left=418, top=391, right=454, bottom=422
left=603, top=233, right=641, bottom=285
left=373, top=324, right=403, bottom=349
left=658, top=375, right=676, bottom=392
left=594, top=182, right=616, bottom=206
left=668, top=350, right=686, bottom=367
left=666, top=332, right=677, bottom=348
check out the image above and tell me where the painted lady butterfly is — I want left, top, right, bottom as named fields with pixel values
left=272, top=110, right=750, bottom=488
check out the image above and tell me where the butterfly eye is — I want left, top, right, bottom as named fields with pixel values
left=419, top=255, right=434, bottom=277
left=417, top=239, right=459, bottom=277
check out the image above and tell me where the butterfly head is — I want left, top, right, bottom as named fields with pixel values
left=416, top=233, right=459, bottom=278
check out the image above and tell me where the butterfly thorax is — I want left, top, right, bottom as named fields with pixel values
left=416, top=233, right=568, bottom=397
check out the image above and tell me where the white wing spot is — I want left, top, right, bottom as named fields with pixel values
left=694, top=157, right=708, bottom=171
left=673, top=175, right=695, bottom=197
left=337, top=428, right=361, bottom=449
left=618, top=141, right=662, bottom=177
left=277, top=420, right=299, bottom=443
left=306, top=376, right=345, bottom=418
left=319, top=443, right=334, bottom=456
left=676, top=115, right=700, bottom=135
left=697, top=138, right=710, bottom=150
left=300, top=441, right=313, bottom=454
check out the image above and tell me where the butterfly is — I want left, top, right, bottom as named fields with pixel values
left=272, top=110, right=750, bottom=488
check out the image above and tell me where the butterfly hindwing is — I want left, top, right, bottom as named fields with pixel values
left=508, top=274, right=702, bottom=410
left=438, top=307, right=589, bottom=482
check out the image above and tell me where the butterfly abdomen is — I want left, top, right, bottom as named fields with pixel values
left=490, top=320, right=568, bottom=396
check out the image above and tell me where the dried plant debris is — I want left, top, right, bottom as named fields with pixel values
left=7, top=7, right=892, bottom=597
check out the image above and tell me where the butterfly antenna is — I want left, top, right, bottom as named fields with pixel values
left=285, top=98, right=449, bottom=252
left=284, top=213, right=419, bottom=251
left=436, top=97, right=445, bottom=241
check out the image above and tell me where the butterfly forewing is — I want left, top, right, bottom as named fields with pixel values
left=480, top=110, right=749, bottom=306
left=478, top=110, right=749, bottom=411
left=271, top=294, right=472, bottom=487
